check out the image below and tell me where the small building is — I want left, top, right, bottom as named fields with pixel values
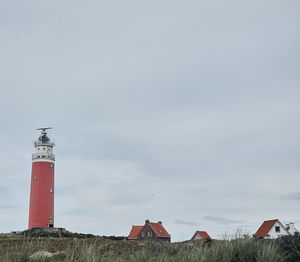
left=191, top=230, right=212, bottom=241
left=127, top=220, right=171, bottom=242
left=286, top=223, right=299, bottom=236
left=254, top=219, right=290, bottom=239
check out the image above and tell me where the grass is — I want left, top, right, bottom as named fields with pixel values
left=131, top=239, right=286, bottom=262
left=0, top=235, right=299, bottom=261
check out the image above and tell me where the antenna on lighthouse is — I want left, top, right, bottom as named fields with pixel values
left=36, top=127, right=52, bottom=133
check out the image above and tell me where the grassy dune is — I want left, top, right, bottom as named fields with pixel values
left=0, top=235, right=299, bottom=261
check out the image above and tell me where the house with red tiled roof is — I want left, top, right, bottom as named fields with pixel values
left=254, top=219, right=290, bottom=239
left=128, top=220, right=171, bottom=242
left=191, top=230, right=212, bottom=241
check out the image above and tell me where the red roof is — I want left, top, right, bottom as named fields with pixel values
left=194, top=231, right=211, bottom=240
left=148, top=222, right=170, bottom=238
left=128, top=226, right=143, bottom=240
left=254, top=219, right=278, bottom=238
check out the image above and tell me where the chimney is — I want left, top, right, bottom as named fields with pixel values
left=158, top=221, right=162, bottom=225
left=145, top=220, right=150, bottom=224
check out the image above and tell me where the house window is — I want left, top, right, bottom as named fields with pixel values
left=147, top=231, right=152, bottom=237
left=275, top=226, right=280, bottom=233
left=32, top=200, right=36, bottom=206
left=141, top=232, right=145, bottom=237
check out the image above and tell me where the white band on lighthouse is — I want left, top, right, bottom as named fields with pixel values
left=32, top=128, right=55, bottom=163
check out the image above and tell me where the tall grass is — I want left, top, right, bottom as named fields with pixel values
left=131, top=239, right=286, bottom=262
left=0, top=235, right=297, bottom=261
left=64, top=240, right=98, bottom=261
left=0, top=237, right=55, bottom=262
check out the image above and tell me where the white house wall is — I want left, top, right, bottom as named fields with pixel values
left=286, top=223, right=299, bottom=235
left=266, top=221, right=289, bottom=239
left=193, top=234, right=202, bottom=240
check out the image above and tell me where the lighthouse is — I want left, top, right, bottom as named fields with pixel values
left=28, top=128, right=55, bottom=229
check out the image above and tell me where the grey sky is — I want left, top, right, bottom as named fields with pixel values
left=0, top=1, right=299, bottom=241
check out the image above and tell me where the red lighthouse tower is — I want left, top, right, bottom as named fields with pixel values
left=28, top=128, right=55, bottom=229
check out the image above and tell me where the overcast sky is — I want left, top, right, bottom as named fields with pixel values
left=0, top=0, right=299, bottom=241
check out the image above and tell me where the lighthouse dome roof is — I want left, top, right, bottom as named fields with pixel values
left=38, top=133, right=50, bottom=143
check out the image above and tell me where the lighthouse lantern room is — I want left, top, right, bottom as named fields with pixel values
left=28, top=127, right=55, bottom=229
